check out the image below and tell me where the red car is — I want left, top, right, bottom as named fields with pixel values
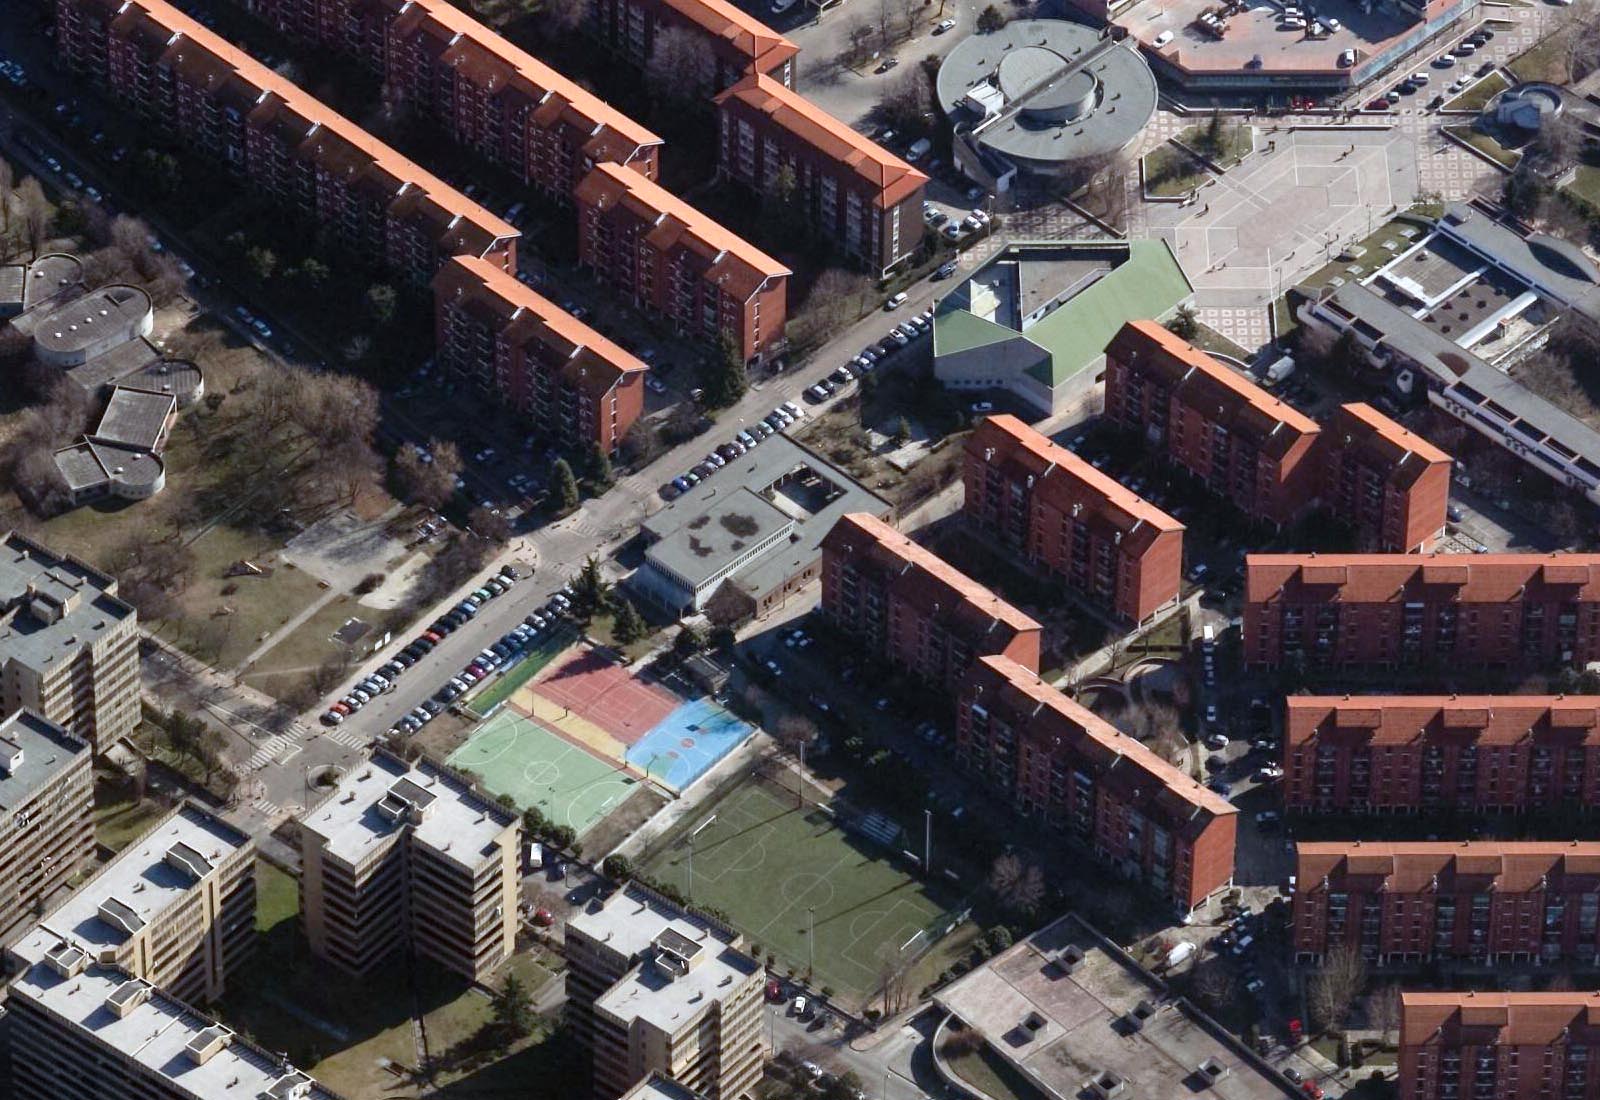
left=1366, top=97, right=1390, bottom=110
left=423, top=630, right=443, bottom=643
left=766, top=978, right=784, bottom=1002
left=330, top=700, right=352, bottom=716
left=1300, top=1081, right=1323, bottom=1099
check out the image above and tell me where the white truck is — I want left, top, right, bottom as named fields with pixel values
left=1163, top=941, right=1197, bottom=971
left=526, top=842, right=544, bottom=870
left=1263, top=354, right=1296, bottom=386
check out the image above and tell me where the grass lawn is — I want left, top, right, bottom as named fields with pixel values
left=150, top=524, right=328, bottom=671
left=639, top=776, right=967, bottom=1008
left=943, top=1027, right=1048, bottom=1100
left=256, top=858, right=299, bottom=932
left=1508, top=31, right=1572, bottom=83
left=1442, top=124, right=1520, bottom=169
left=1178, top=120, right=1253, bottom=167
left=1443, top=70, right=1507, bottom=112
left=586, top=610, right=658, bottom=663
left=240, top=593, right=368, bottom=699
left=1565, top=164, right=1600, bottom=215
left=1189, top=320, right=1250, bottom=361
left=1142, top=144, right=1208, bottom=197
left=466, top=622, right=578, bottom=713
left=93, top=793, right=167, bottom=852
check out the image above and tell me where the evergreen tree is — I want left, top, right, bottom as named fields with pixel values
left=492, top=973, right=533, bottom=1038
left=572, top=556, right=611, bottom=616
left=588, top=442, right=614, bottom=487
left=553, top=457, right=580, bottom=512
left=612, top=597, right=645, bottom=645
left=706, top=332, right=748, bottom=407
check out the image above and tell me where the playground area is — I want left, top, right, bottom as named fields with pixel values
left=638, top=777, right=967, bottom=1006
left=447, top=643, right=759, bottom=835
left=446, top=710, right=640, bottom=839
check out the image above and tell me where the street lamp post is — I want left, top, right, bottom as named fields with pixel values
left=808, top=906, right=816, bottom=978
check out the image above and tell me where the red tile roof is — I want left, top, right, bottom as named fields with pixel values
left=386, top=0, right=662, bottom=166
left=1403, top=992, right=1600, bottom=1047
left=433, top=256, right=647, bottom=399
left=824, top=513, right=1041, bottom=638
left=1285, top=695, right=1600, bottom=748
left=967, top=415, right=1182, bottom=553
left=714, top=73, right=927, bottom=209
left=107, top=0, right=517, bottom=251
left=575, top=162, right=790, bottom=302
left=1108, top=320, right=1320, bottom=453
left=1248, top=553, right=1600, bottom=604
left=1330, top=403, right=1453, bottom=489
left=971, top=655, right=1236, bottom=820
left=1299, top=841, right=1600, bottom=897
left=660, top=0, right=798, bottom=74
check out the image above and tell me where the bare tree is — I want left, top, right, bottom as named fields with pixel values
left=1308, top=944, right=1368, bottom=1033
left=989, top=854, right=1045, bottom=916
left=774, top=715, right=818, bottom=756
left=877, top=69, right=932, bottom=137
left=875, top=942, right=912, bottom=1016
left=1367, top=983, right=1402, bottom=1047
left=896, top=0, right=924, bottom=39
left=16, top=178, right=50, bottom=262
left=876, top=0, right=894, bottom=53
left=786, top=268, right=875, bottom=353
left=539, top=0, right=592, bottom=32
left=394, top=437, right=463, bottom=511
left=1192, top=956, right=1237, bottom=1013
left=0, top=156, right=14, bottom=238
left=468, top=505, right=513, bottom=542
left=839, top=13, right=877, bottom=68
left=646, top=27, right=715, bottom=104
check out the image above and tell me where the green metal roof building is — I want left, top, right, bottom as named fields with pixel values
left=932, top=239, right=1193, bottom=417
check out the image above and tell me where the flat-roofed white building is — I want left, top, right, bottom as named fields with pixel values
left=567, top=885, right=764, bottom=1100
left=8, top=802, right=256, bottom=1005
left=297, top=748, right=520, bottom=982
left=7, top=949, right=343, bottom=1100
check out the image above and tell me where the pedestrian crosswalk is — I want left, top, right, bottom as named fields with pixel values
left=319, top=726, right=368, bottom=751
left=244, top=732, right=299, bottom=771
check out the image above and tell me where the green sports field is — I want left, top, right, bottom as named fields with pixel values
left=465, top=622, right=578, bottom=713
left=446, top=710, right=639, bottom=838
left=639, top=778, right=963, bottom=1004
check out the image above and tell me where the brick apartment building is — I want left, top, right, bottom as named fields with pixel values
left=56, top=0, right=518, bottom=286
left=237, top=0, right=664, bottom=200
left=1245, top=554, right=1600, bottom=670
left=820, top=512, right=1041, bottom=692
left=592, top=0, right=799, bottom=93
left=1283, top=695, right=1600, bottom=815
left=713, top=73, right=926, bottom=276
left=957, top=655, right=1237, bottom=912
left=963, top=415, right=1184, bottom=624
left=1324, top=402, right=1452, bottom=552
left=1104, top=320, right=1321, bottom=529
left=432, top=256, right=647, bottom=454
left=1400, top=992, right=1600, bottom=1100
left=575, top=162, right=789, bottom=365
left=1293, top=841, right=1600, bottom=965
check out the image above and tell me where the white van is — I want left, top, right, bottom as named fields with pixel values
left=526, top=842, right=544, bottom=870
left=906, top=137, right=932, bottom=161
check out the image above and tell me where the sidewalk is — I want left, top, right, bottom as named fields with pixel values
left=235, top=585, right=342, bottom=673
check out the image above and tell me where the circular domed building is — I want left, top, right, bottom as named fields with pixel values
left=936, top=20, right=1157, bottom=186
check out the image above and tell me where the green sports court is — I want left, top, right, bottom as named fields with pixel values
left=639, top=777, right=962, bottom=1004
left=446, top=710, right=640, bottom=838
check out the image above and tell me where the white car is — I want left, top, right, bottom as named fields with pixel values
left=884, top=292, right=908, bottom=310
left=1152, top=30, right=1174, bottom=46
left=935, top=17, right=956, bottom=32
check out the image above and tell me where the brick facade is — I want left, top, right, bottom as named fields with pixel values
left=1294, top=842, right=1600, bottom=965
left=432, top=256, right=647, bottom=454
left=1104, top=321, right=1320, bottom=529
left=1324, top=403, right=1452, bottom=552
left=1400, top=993, right=1600, bottom=1100
left=1246, top=555, right=1600, bottom=670
left=575, top=163, right=789, bottom=365
left=957, top=655, right=1237, bottom=911
left=819, top=513, right=1041, bottom=692
left=963, top=415, right=1183, bottom=624
left=713, top=74, right=925, bottom=276
left=1283, top=695, right=1600, bottom=815
left=56, top=0, right=517, bottom=285
left=591, top=0, right=798, bottom=93
left=235, top=0, right=663, bottom=200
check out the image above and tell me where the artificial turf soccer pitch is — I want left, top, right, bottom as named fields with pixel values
left=639, top=778, right=962, bottom=1002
